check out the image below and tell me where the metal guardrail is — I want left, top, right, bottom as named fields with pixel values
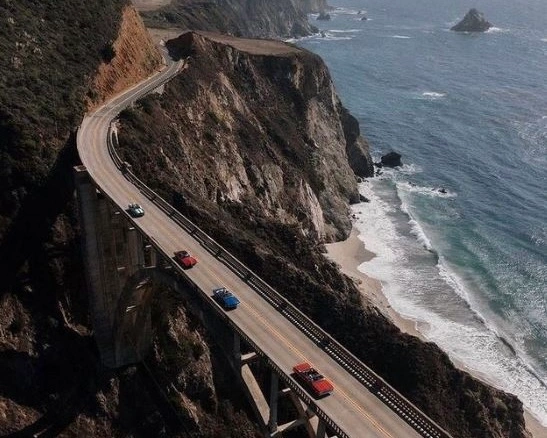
left=161, top=267, right=350, bottom=438
left=105, top=125, right=451, bottom=438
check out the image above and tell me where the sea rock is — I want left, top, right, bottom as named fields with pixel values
left=360, top=16, right=368, bottom=21
left=380, top=151, right=402, bottom=168
left=359, top=194, right=370, bottom=203
left=317, top=12, right=331, bottom=20
left=339, top=105, right=374, bottom=178
left=451, top=8, right=492, bottom=32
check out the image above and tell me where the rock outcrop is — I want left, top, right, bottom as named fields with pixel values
left=317, top=12, right=331, bottom=21
left=380, top=151, right=402, bottom=167
left=141, top=0, right=329, bottom=38
left=340, top=105, right=374, bottom=177
left=451, top=8, right=492, bottom=32
left=121, top=31, right=370, bottom=242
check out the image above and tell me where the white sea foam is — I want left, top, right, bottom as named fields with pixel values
left=353, top=178, right=547, bottom=426
left=409, top=218, right=433, bottom=250
left=486, top=27, right=507, bottom=33
left=397, top=181, right=456, bottom=198
left=328, top=29, right=362, bottom=33
left=376, top=163, right=423, bottom=177
left=541, top=38, right=547, bottom=42
left=321, top=32, right=353, bottom=41
left=423, top=315, right=547, bottom=425
left=333, top=7, right=362, bottom=15
left=390, top=35, right=411, bottom=39
left=420, top=91, right=447, bottom=100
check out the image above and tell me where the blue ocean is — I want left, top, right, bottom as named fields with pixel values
left=298, top=0, right=547, bottom=425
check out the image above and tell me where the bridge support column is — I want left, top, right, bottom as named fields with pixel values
left=234, top=332, right=241, bottom=363
left=74, top=165, right=154, bottom=368
left=268, top=371, right=279, bottom=433
left=316, top=418, right=327, bottom=438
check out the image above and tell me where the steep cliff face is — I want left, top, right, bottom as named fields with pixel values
left=141, top=0, right=328, bottom=38
left=117, top=32, right=530, bottom=438
left=120, top=31, right=369, bottom=242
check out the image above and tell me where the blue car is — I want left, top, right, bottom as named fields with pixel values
left=127, top=203, right=144, bottom=218
left=212, top=287, right=240, bottom=310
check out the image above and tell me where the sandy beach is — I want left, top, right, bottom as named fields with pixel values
left=325, top=227, right=547, bottom=438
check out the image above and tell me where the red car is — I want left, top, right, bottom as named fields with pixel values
left=293, top=362, right=334, bottom=398
left=174, top=250, right=198, bottom=269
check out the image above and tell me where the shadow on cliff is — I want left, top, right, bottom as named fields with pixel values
left=0, top=132, right=80, bottom=301
left=0, top=329, right=97, bottom=437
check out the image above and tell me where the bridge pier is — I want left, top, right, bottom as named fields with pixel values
left=316, top=419, right=327, bottom=438
left=268, top=371, right=279, bottom=433
left=74, top=165, right=155, bottom=367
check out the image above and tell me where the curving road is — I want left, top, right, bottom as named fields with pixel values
left=77, top=54, right=430, bottom=438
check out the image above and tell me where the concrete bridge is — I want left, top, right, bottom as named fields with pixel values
left=75, top=51, right=452, bottom=438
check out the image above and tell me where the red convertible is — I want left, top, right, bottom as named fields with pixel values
left=293, top=362, right=334, bottom=398
left=174, top=250, right=198, bottom=269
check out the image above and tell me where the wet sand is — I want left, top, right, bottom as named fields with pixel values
left=325, top=227, right=547, bottom=438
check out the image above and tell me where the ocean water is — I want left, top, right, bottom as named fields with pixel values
left=298, top=0, right=547, bottom=426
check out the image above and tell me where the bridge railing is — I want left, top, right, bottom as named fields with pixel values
left=106, top=126, right=451, bottom=438
left=154, top=267, right=351, bottom=438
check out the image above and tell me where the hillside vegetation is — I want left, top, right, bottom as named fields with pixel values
left=0, top=2, right=242, bottom=436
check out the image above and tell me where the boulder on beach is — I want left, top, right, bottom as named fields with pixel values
left=451, top=8, right=492, bottom=32
left=317, top=12, right=331, bottom=21
left=380, top=151, right=402, bottom=168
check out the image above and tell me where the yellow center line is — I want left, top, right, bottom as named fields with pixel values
left=239, top=300, right=394, bottom=438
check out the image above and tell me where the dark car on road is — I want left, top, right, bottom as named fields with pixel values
left=127, top=203, right=144, bottom=218
left=212, top=287, right=240, bottom=310
left=174, top=250, right=198, bottom=269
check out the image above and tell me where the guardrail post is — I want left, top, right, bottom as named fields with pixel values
left=268, top=371, right=279, bottom=433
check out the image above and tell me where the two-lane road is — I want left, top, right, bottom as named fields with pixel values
left=77, top=55, right=424, bottom=438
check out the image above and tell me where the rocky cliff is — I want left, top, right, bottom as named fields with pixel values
left=141, top=0, right=329, bottom=38
left=116, top=32, right=530, bottom=438
left=120, top=31, right=370, bottom=242
left=0, top=2, right=257, bottom=436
